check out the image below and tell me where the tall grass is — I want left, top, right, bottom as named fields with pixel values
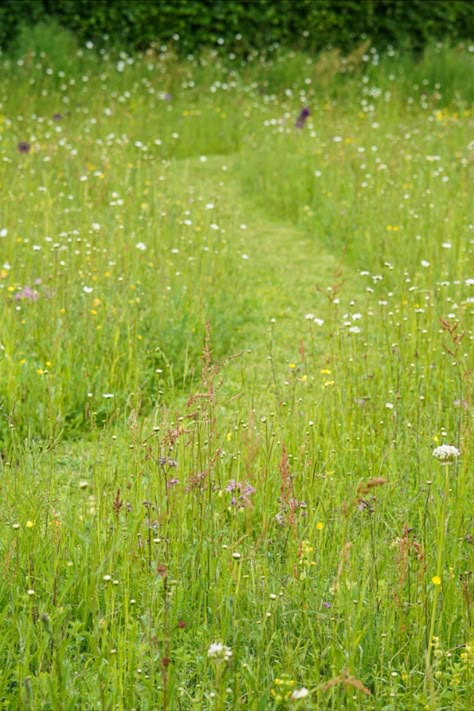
left=0, top=24, right=472, bottom=709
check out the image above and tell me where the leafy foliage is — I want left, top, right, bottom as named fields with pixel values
left=2, top=0, right=474, bottom=53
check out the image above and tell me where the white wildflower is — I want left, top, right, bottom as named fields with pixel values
left=432, top=445, right=460, bottom=463
left=291, top=687, right=310, bottom=700
left=207, top=642, right=232, bottom=662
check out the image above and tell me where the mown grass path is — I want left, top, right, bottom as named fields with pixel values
left=171, top=153, right=340, bottom=368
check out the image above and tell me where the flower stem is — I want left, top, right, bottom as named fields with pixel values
left=425, top=464, right=450, bottom=708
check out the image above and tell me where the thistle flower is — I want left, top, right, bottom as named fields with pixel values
left=432, top=445, right=460, bottom=463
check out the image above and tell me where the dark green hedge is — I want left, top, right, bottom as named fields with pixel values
left=1, top=0, right=473, bottom=54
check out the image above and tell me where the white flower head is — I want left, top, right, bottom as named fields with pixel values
left=432, top=445, right=460, bottom=463
left=291, top=687, right=310, bottom=700
left=207, top=642, right=232, bottom=662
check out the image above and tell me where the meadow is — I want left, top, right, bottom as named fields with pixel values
left=0, top=24, right=473, bottom=709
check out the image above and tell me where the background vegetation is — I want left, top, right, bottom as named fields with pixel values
left=1, top=0, right=474, bottom=55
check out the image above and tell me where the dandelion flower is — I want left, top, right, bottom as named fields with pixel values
left=432, top=576, right=442, bottom=586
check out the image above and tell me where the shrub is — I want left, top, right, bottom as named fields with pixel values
left=2, top=1, right=473, bottom=55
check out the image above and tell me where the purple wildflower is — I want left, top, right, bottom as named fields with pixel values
left=225, top=480, right=256, bottom=508
left=14, top=286, right=39, bottom=301
left=275, top=512, right=286, bottom=526
left=295, top=107, right=310, bottom=129
left=17, top=141, right=31, bottom=153
left=52, top=113, right=63, bottom=121
left=322, top=601, right=331, bottom=609
left=158, top=456, right=178, bottom=468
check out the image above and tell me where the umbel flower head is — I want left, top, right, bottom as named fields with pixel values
left=432, top=444, right=460, bottom=463
left=207, top=642, right=232, bottom=663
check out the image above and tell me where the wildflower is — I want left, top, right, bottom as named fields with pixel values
left=291, top=687, right=310, bottom=700
left=295, top=107, right=310, bottom=129
left=225, top=480, right=256, bottom=508
left=136, top=242, right=147, bottom=251
left=432, top=445, right=460, bottom=463
left=271, top=676, right=296, bottom=702
left=17, top=141, right=31, bottom=153
left=158, top=457, right=177, bottom=468
left=432, top=576, right=442, bottom=586
left=207, top=642, right=232, bottom=662
left=14, top=286, right=39, bottom=301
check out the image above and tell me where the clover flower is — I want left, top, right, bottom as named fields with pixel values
left=432, top=445, right=460, bottom=463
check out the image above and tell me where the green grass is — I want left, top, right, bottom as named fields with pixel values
left=0, top=24, right=473, bottom=709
